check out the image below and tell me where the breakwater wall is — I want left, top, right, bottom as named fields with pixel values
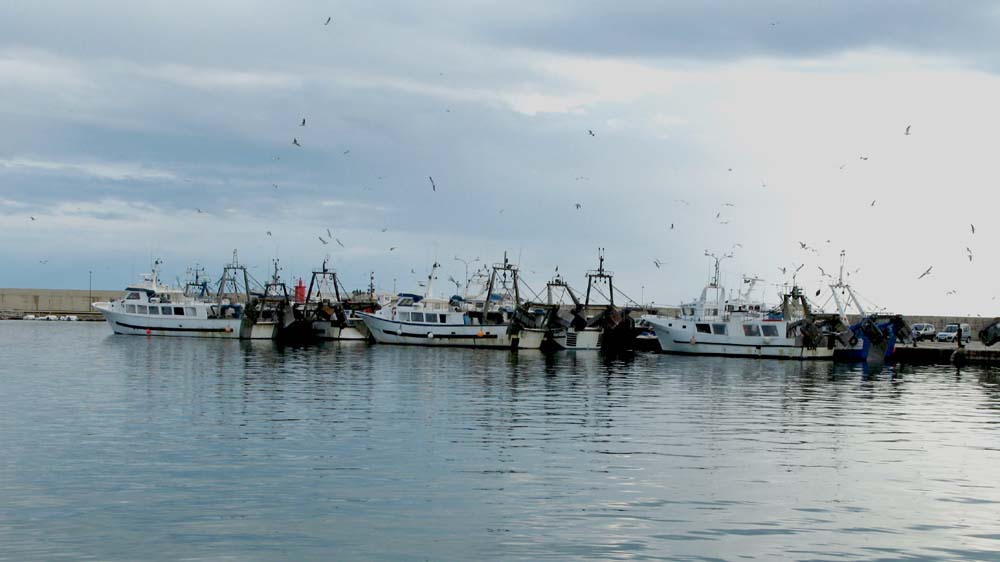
left=0, top=288, right=124, bottom=318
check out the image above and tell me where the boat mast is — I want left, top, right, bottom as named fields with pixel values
left=584, top=248, right=614, bottom=308
left=423, top=262, right=440, bottom=300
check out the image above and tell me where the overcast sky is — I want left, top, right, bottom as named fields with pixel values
left=2, top=1, right=1000, bottom=316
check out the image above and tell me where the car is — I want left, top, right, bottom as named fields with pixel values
left=936, top=323, right=972, bottom=344
left=911, top=323, right=936, bottom=341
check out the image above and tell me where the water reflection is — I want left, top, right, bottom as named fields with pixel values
left=2, top=322, right=1000, bottom=561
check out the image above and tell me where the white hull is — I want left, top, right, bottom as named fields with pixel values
left=357, top=312, right=545, bottom=349
left=312, top=320, right=369, bottom=341
left=551, top=328, right=602, bottom=350
left=644, top=316, right=834, bottom=360
left=94, top=304, right=241, bottom=338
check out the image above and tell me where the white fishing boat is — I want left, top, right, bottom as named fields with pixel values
left=642, top=252, right=837, bottom=359
left=356, top=256, right=549, bottom=349
left=294, top=261, right=376, bottom=341
left=539, top=251, right=637, bottom=351
left=92, top=257, right=250, bottom=338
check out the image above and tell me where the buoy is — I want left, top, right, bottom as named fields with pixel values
left=427, top=332, right=434, bottom=339
left=145, top=328, right=152, bottom=335
left=477, top=331, right=485, bottom=337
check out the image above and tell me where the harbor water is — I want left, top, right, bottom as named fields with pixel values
left=2, top=321, right=1000, bottom=561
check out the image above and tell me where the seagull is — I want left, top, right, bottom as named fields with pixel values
left=428, top=176, right=436, bottom=192
left=917, top=266, right=932, bottom=279
left=723, top=203, right=735, bottom=207
left=946, top=290, right=957, bottom=296
left=971, top=223, right=976, bottom=234
left=588, top=129, right=595, bottom=137
left=761, top=180, right=767, bottom=188
left=967, top=247, right=974, bottom=262
left=870, top=200, right=876, bottom=207
left=839, top=163, right=846, bottom=170
left=716, top=212, right=721, bottom=218
left=798, top=241, right=809, bottom=250
left=318, top=236, right=329, bottom=245
left=335, top=238, right=344, bottom=247
left=670, top=223, right=674, bottom=230
left=325, top=228, right=332, bottom=238
left=653, top=259, right=665, bottom=269
left=196, top=208, right=203, bottom=213
left=389, top=247, right=397, bottom=251
left=273, top=183, right=279, bottom=189
left=905, top=125, right=911, bottom=136
left=818, top=266, right=829, bottom=277
left=411, top=269, right=416, bottom=274
left=266, top=231, right=272, bottom=236
left=719, top=220, right=730, bottom=225
left=727, top=168, right=733, bottom=172
left=343, top=150, right=350, bottom=155
left=38, top=259, right=48, bottom=264
left=29, top=216, right=36, bottom=221
left=324, top=16, right=332, bottom=25
left=292, top=138, right=301, bottom=147
left=779, top=266, right=787, bottom=275
left=575, top=203, right=582, bottom=209
left=498, top=209, right=504, bottom=214
left=300, top=118, right=306, bottom=126
left=859, top=155, right=869, bottom=161
left=380, top=228, right=388, bottom=232
left=674, top=199, right=690, bottom=206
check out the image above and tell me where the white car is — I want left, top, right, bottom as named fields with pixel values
left=911, top=323, right=936, bottom=341
left=936, top=323, right=972, bottom=343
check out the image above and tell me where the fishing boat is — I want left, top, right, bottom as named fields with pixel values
left=642, top=252, right=839, bottom=359
left=356, top=255, right=549, bottom=349
left=537, top=251, right=637, bottom=351
left=293, top=261, right=378, bottom=341
left=92, top=255, right=251, bottom=338
left=244, top=259, right=300, bottom=341
left=822, top=251, right=911, bottom=362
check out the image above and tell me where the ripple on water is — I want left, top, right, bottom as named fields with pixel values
left=1, top=322, right=999, bottom=561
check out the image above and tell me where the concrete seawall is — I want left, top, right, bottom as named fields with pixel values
left=0, top=288, right=124, bottom=318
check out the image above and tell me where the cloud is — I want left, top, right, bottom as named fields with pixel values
left=0, top=157, right=178, bottom=181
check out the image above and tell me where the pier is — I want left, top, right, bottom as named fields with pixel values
left=0, top=288, right=122, bottom=320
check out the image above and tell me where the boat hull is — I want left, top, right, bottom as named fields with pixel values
left=94, top=304, right=241, bottom=338
left=644, top=317, right=834, bottom=360
left=550, top=328, right=602, bottom=350
left=357, top=312, right=545, bottom=349
left=312, top=320, right=370, bottom=341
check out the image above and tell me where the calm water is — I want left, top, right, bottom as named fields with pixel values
left=2, top=322, right=1000, bottom=561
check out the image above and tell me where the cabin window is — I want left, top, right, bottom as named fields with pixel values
left=706, top=308, right=718, bottom=316
left=126, top=304, right=136, bottom=313
left=743, top=324, right=761, bottom=337
left=161, top=306, right=173, bottom=315
left=137, top=305, right=147, bottom=314
left=126, top=292, right=140, bottom=300
left=439, top=314, right=448, bottom=323
left=148, top=306, right=159, bottom=315
left=185, top=307, right=196, bottom=317
left=712, top=324, right=727, bottom=335
left=696, top=323, right=711, bottom=334
left=424, top=314, right=437, bottom=323
left=398, top=312, right=409, bottom=322
left=174, top=307, right=185, bottom=316
left=761, top=325, right=779, bottom=337
left=410, top=312, right=424, bottom=322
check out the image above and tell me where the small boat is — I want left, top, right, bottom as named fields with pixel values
left=822, top=252, right=911, bottom=362
left=537, top=251, right=637, bottom=351
left=293, top=261, right=378, bottom=341
left=642, top=252, right=838, bottom=360
left=93, top=255, right=250, bottom=338
left=356, top=255, right=549, bottom=349
left=244, top=259, right=300, bottom=341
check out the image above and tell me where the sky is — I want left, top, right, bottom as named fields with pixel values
left=2, top=1, right=1000, bottom=316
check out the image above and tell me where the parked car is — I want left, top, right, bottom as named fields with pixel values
left=936, top=323, right=972, bottom=344
left=911, top=323, right=936, bottom=341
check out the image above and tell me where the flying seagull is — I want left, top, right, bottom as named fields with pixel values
left=380, top=228, right=388, bottom=232
left=967, top=247, right=974, bottom=262
left=29, top=216, right=36, bottom=221
left=335, top=238, right=345, bottom=247
left=588, top=129, right=595, bottom=137
left=817, top=266, right=829, bottom=277
left=905, top=125, right=911, bottom=136
left=917, top=266, right=932, bottom=279
left=859, top=155, right=869, bottom=161
left=273, top=183, right=279, bottom=189
left=292, top=138, right=301, bottom=147
left=971, top=223, right=976, bottom=234
left=266, top=230, right=272, bottom=236
left=318, top=236, right=329, bottom=245
left=324, top=16, right=332, bottom=25
left=196, top=208, right=203, bottom=213
left=870, top=200, right=876, bottom=207
left=326, top=228, right=332, bottom=238
left=670, top=223, right=674, bottom=230
left=39, top=259, right=48, bottom=264
left=653, top=259, right=665, bottom=269
left=575, top=203, right=582, bottom=209
left=428, top=176, right=436, bottom=192
left=300, top=118, right=306, bottom=126
left=389, top=246, right=397, bottom=251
